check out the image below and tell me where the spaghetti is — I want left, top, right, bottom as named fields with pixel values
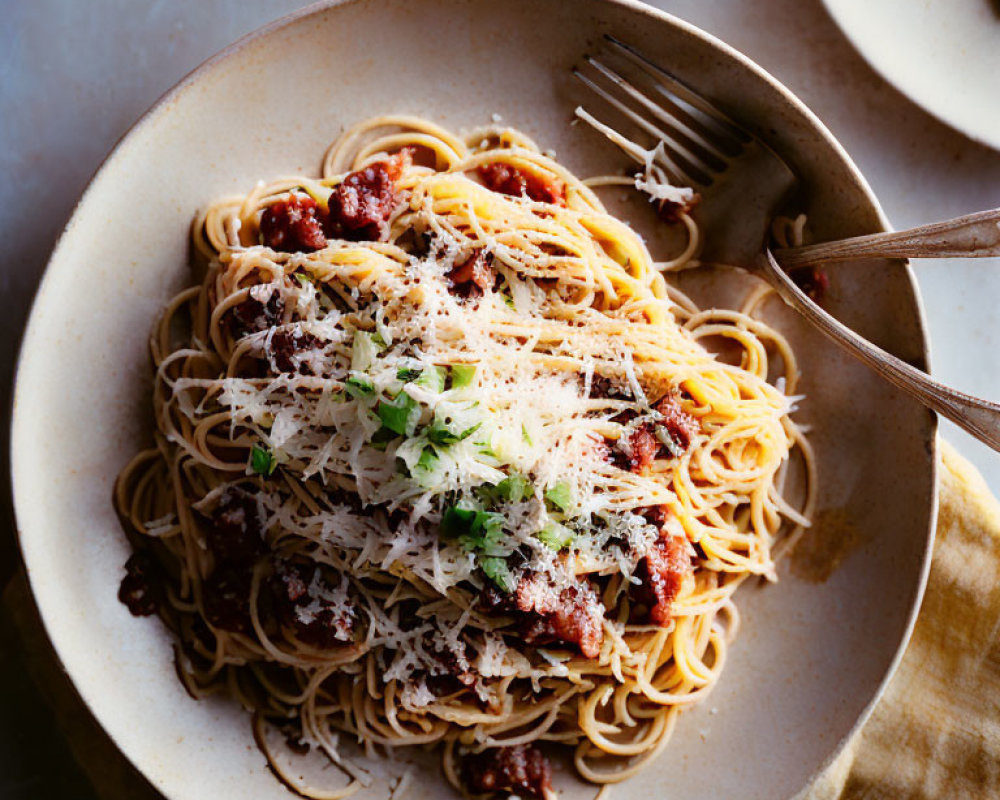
left=115, top=116, right=814, bottom=799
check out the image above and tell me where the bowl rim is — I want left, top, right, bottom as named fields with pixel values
left=9, top=0, right=939, bottom=796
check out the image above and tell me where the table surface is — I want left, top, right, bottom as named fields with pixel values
left=2, top=0, right=998, bottom=797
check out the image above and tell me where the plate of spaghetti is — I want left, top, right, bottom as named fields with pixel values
left=10, top=1, right=937, bottom=799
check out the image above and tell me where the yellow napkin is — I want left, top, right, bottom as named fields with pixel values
left=807, top=439, right=1000, bottom=799
left=3, top=439, right=998, bottom=799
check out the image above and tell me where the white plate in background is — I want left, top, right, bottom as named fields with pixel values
left=823, top=0, right=1000, bottom=150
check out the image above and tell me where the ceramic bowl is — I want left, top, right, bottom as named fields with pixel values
left=10, top=0, right=937, bottom=797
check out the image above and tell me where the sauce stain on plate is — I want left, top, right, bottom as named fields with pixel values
left=790, top=507, right=866, bottom=583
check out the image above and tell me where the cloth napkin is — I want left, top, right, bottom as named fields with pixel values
left=806, top=439, right=1000, bottom=799
left=3, top=440, right=997, bottom=799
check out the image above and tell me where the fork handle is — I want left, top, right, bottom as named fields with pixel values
left=760, top=249, right=1000, bottom=452
left=772, top=208, right=1000, bottom=269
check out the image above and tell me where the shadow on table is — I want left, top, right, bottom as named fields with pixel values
left=0, top=573, right=162, bottom=800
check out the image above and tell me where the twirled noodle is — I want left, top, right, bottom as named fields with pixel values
left=114, top=116, right=815, bottom=799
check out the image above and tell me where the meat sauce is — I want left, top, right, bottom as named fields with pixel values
left=483, top=573, right=604, bottom=659
left=461, top=744, right=553, bottom=799
left=613, top=392, right=698, bottom=474
left=259, top=150, right=411, bottom=253
left=631, top=528, right=692, bottom=626
left=477, top=163, right=566, bottom=206
left=268, top=329, right=321, bottom=375
left=270, top=560, right=355, bottom=648
left=446, top=249, right=495, bottom=300
left=656, top=192, right=700, bottom=224
left=230, top=292, right=284, bottom=338
left=791, top=265, right=829, bottom=303
left=260, top=195, right=327, bottom=253
left=118, top=551, right=163, bottom=617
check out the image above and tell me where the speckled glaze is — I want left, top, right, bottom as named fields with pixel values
left=9, top=1, right=936, bottom=798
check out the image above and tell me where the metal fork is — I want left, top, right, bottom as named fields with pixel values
left=573, top=35, right=1000, bottom=453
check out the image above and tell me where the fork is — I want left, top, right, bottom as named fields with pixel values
left=572, top=35, right=1000, bottom=453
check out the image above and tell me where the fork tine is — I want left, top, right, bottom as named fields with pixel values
left=572, top=68, right=704, bottom=187
left=573, top=103, right=694, bottom=189
left=604, top=35, right=751, bottom=150
left=584, top=55, right=729, bottom=170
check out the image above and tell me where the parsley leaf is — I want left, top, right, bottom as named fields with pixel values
left=495, top=472, right=533, bottom=503
left=250, top=445, right=277, bottom=476
left=480, top=556, right=515, bottom=593
left=427, top=420, right=482, bottom=446
left=416, top=365, right=447, bottom=393
left=377, top=393, right=419, bottom=436
left=449, top=364, right=477, bottom=389
left=544, top=481, right=573, bottom=512
left=345, top=373, right=374, bottom=398
left=415, top=446, right=439, bottom=473
left=537, top=522, right=574, bottom=551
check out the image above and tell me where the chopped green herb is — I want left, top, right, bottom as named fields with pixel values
left=377, top=393, right=419, bottom=436
left=415, top=446, right=440, bottom=473
left=351, top=331, right=383, bottom=372
left=440, top=506, right=479, bottom=539
left=416, top=365, right=447, bottom=393
left=440, top=506, right=506, bottom=553
left=480, top=555, right=515, bottom=593
left=537, top=522, right=574, bottom=551
left=544, top=481, right=573, bottom=512
left=294, top=272, right=314, bottom=286
left=396, top=367, right=423, bottom=382
left=345, top=373, right=374, bottom=398
left=449, top=364, right=477, bottom=389
left=521, top=424, right=533, bottom=446
left=503, top=294, right=515, bottom=309
left=495, top=472, right=533, bottom=503
left=250, top=445, right=277, bottom=476
left=369, top=426, right=397, bottom=450
left=427, top=420, right=482, bottom=447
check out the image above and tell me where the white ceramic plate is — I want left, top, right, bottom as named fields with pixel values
left=10, top=1, right=937, bottom=798
left=823, top=0, right=1000, bottom=150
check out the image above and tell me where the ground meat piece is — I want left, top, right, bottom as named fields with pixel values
left=657, top=192, right=700, bottom=224
left=631, top=528, right=692, bottom=626
left=791, top=265, right=829, bottom=303
left=118, top=551, right=162, bottom=616
left=589, top=374, right=631, bottom=400
left=201, top=566, right=253, bottom=634
left=270, top=560, right=354, bottom=648
left=611, top=392, right=699, bottom=473
left=446, top=250, right=494, bottom=299
left=514, top=574, right=604, bottom=659
left=268, top=329, right=321, bottom=374
left=205, top=487, right=265, bottom=566
left=425, top=639, right=477, bottom=696
left=260, top=195, right=328, bottom=252
left=653, top=392, right=698, bottom=453
left=230, top=291, right=284, bottom=338
left=479, top=575, right=604, bottom=658
left=477, top=163, right=566, bottom=206
left=461, top=744, right=553, bottom=799
left=624, top=423, right=659, bottom=473
left=636, top=504, right=668, bottom=529
left=325, top=150, right=410, bottom=242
